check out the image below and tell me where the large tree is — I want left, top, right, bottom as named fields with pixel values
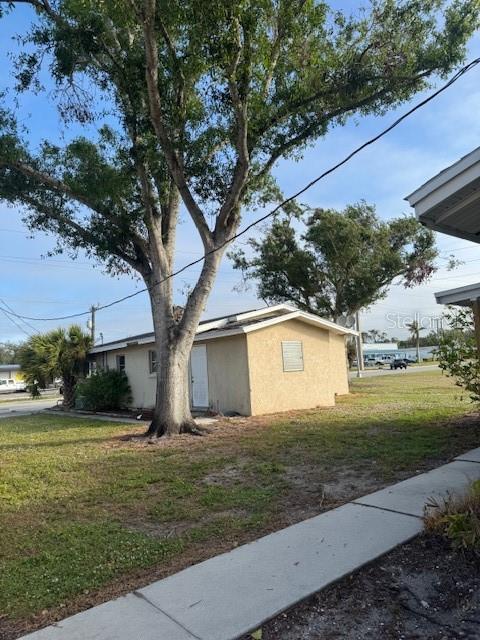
left=19, top=325, right=92, bottom=408
left=231, top=204, right=438, bottom=323
left=0, top=1, right=478, bottom=436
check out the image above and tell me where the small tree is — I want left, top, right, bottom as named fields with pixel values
left=231, top=204, right=437, bottom=323
left=19, top=326, right=92, bottom=408
left=437, top=307, right=480, bottom=402
left=406, top=319, right=425, bottom=363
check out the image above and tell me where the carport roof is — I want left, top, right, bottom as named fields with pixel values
left=405, top=146, right=480, bottom=244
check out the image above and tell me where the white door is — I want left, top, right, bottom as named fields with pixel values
left=190, top=345, right=209, bottom=407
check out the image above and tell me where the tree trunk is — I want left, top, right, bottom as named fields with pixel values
left=62, top=375, right=76, bottom=409
left=144, top=251, right=223, bottom=437
left=146, top=340, right=195, bottom=437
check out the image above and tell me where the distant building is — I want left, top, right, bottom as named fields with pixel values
left=0, top=364, right=26, bottom=393
left=362, top=342, right=398, bottom=352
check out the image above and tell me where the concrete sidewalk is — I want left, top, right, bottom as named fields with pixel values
left=21, top=447, right=480, bottom=640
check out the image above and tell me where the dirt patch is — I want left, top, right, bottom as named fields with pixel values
left=244, top=535, right=480, bottom=640
left=202, top=464, right=246, bottom=486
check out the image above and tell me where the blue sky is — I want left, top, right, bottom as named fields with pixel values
left=1, top=5, right=480, bottom=343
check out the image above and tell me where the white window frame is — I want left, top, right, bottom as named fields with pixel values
left=116, top=354, right=126, bottom=373
left=148, top=349, right=157, bottom=375
left=281, top=340, right=304, bottom=372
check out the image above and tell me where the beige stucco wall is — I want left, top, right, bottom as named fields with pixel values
left=92, top=335, right=251, bottom=414
left=93, top=344, right=157, bottom=408
left=91, top=319, right=349, bottom=415
left=195, top=334, right=251, bottom=416
left=328, top=332, right=350, bottom=396
left=246, top=319, right=348, bottom=415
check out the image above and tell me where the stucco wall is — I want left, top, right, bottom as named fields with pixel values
left=93, top=344, right=157, bottom=408
left=92, top=335, right=251, bottom=414
left=246, top=319, right=346, bottom=415
left=91, top=319, right=349, bottom=415
left=328, top=332, right=350, bottom=396
left=196, top=334, right=251, bottom=416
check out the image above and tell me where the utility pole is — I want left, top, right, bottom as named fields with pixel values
left=355, top=311, right=364, bottom=378
left=88, top=305, right=96, bottom=343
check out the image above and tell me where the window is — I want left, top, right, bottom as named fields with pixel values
left=281, top=341, right=304, bottom=372
left=148, top=350, right=157, bottom=374
left=116, top=354, right=126, bottom=372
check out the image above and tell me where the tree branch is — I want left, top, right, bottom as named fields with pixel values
left=215, top=17, right=251, bottom=236
left=141, top=0, right=213, bottom=251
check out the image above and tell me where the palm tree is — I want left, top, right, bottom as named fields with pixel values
left=19, top=326, right=92, bottom=409
left=406, top=320, right=425, bottom=363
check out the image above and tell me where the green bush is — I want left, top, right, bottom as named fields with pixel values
left=76, top=369, right=132, bottom=412
left=425, top=480, right=480, bottom=551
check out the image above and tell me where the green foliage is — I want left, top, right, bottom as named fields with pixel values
left=437, top=307, right=480, bottom=402
left=426, top=481, right=480, bottom=551
left=231, top=203, right=437, bottom=321
left=76, top=368, right=132, bottom=411
left=0, top=1, right=478, bottom=273
left=18, top=326, right=92, bottom=406
left=0, top=340, right=23, bottom=364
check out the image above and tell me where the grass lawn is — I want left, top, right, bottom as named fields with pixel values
left=1, top=370, right=479, bottom=637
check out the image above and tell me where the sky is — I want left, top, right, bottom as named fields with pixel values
left=1, top=5, right=480, bottom=344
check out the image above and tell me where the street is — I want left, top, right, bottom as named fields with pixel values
left=349, top=364, right=440, bottom=379
left=0, top=394, right=60, bottom=418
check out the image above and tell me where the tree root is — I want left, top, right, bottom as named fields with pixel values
left=391, top=583, right=460, bottom=636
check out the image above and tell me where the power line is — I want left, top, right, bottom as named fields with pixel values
left=0, top=306, right=33, bottom=337
left=0, top=299, right=39, bottom=334
left=4, top=56, right=480, bottom=323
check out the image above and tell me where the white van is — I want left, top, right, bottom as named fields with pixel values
left=0, top=378, right=27, bottom=393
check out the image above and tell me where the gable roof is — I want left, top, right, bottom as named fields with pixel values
left=90, top=304, right=357, bottom=354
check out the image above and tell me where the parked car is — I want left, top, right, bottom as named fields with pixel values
left=0, top=378, right=27, bottom=393
left=390, top=359, right=408, bottom=370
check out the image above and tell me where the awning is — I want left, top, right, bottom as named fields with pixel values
left=405, top=146, right=480, bottom=244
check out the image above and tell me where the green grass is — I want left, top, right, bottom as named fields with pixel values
left=1, top=370, right=479, bottom=623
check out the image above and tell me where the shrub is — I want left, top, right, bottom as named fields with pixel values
left=437, top=307, right=480, bottom=403
left=76, top=369, right=132, bottom=412
left=425, top=481, right=480, bottom=551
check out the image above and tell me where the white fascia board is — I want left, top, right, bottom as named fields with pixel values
left=406, top=147, right=480, bottom=206
left=90, top=334, right=155, bottom=354
left=195, top=318, right=229, bottom=334
left=193, top=327, right=245, bottom=342
left=435, top=282, right=480, bottom=306
left=229, top=303, right=297, bottom=323
left=242, top=311, right=359, bottom=336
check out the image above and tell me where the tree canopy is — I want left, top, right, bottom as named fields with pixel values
left=0, top=341, right=23, bottom=364
left=231, top=203, right=438, bottom=322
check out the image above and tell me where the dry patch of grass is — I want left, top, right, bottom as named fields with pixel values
left=1, top=371, right=479, bottom=638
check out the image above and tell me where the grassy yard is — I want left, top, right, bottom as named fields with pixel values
left=1, top=371, right=479, bottom=637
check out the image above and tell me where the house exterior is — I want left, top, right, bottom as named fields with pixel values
left=90, top=304, right=357, bottom=416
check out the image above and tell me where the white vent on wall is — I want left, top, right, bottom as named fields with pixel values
left=281, top=341, right=304, bottom=372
